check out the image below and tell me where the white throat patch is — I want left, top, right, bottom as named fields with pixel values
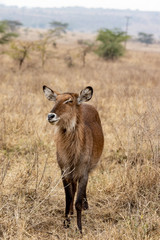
left=53, top=117, right=76, bottom=135
left=68, top=117, right=76, bottom=131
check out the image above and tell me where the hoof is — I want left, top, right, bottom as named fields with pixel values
left=63, top=218, right=70, bottom=228
left=82, top=198, right=89, bottom=210
left=76, top=227, right=83, bottom=235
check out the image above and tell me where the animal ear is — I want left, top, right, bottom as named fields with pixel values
left=43, top=85, right=58, bottom=101
left=77, top=86, right=93, bottom=104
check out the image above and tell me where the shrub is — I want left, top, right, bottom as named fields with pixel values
left=96, top=28, right=130, bottom=60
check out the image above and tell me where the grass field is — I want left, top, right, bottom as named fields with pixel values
left=0, top=38, right=160, bottom=239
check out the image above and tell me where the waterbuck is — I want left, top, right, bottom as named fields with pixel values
left=43, top=85, right=104, bottom=233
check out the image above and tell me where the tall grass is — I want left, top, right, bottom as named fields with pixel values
left=0, top=42, right=160, bottom=239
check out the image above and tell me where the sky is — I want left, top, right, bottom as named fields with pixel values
left=0, top=0, right=160, bottom=12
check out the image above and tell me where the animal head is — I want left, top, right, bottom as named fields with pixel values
left=43, top=85, right=93, bottom=127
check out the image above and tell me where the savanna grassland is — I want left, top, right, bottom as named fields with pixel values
left=0, top=37, right=160, bottom=240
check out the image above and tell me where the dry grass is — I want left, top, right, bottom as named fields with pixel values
left=0, top=39, right=160, bottom=240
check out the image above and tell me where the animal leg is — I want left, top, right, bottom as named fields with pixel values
left=82, top=190, right=89, bottom=210
left=62, top=177, right=73, bottom=228
left=75, top=174, right=88, bottom=233
left=70, top=181, right=77, bottom=215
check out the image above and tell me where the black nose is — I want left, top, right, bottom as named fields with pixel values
left=48, top=113, right=56, bottom=121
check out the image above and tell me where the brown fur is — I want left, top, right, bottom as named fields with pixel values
left=43, top=86, right=104, bottom=233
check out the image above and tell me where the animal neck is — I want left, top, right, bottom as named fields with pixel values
left=56, top=106, right=85, bottom=150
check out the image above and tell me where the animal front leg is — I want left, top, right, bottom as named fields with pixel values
left=70, top=181, right=77, bottom=215
left=75, top=174, right=88, bottom=233
left=82, top=190, right=89, bottom=210
left=62, top=177, right=73, bottom=228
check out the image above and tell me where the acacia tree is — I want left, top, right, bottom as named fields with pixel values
left=48, top=21, right=68, bottom=46
left=34, top=22, right=68, bottom=68
left=77, top=39, right=94, bottom=67
left=49, top=21, right=68, bottom=37
left=96, top=28, right=130, bottom=60
left=137, top=32, right=154, bottom=45
left=2, top=20, right=22, bottom=32
left=34, top=36, right=50, bottom=68
left=8, top=41, right=32, bottom=69
left=0, top=21, right=18, bottom=45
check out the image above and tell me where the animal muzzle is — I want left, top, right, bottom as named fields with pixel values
left=47, top=113, right=60, bottom=124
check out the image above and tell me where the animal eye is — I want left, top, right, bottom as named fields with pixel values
left=63, top=98, right=73, bottom=104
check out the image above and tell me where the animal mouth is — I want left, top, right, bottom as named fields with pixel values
left=47, top=113, right=60, bottom=124
left=48, top=118, right=60, bottom=124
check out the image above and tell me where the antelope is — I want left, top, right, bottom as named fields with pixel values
left=43, top=85, right=104, bottom=233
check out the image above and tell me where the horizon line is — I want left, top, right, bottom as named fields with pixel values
left=0, top=3, right=159, bottom=13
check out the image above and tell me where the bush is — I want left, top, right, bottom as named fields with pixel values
left=96, top=29, right=130, bottom=60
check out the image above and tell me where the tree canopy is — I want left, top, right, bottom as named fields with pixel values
left=137, top=32, right=154, bottom=45
left=0, top=21, right=18, bottom=44
left=96, top=29, right=130, bottom=60
left=49, top=21, right=68, bottom=36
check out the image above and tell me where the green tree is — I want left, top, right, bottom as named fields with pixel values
left=2, top=20, right=22, bottom=32
left=0, top=21, right=18, bottom=44
left=34, top=37, right=49, bottom=68
left=96, top=29, right=130, bottom=60
left=34, top=22, right=68, bottom=68
left=137, top=32, right=154, bottom=45
left=34, top=30, right=57, bottom=68
left=8, top=41, right=32, bottom=69
left=49, top=21, right=68, bottom=37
